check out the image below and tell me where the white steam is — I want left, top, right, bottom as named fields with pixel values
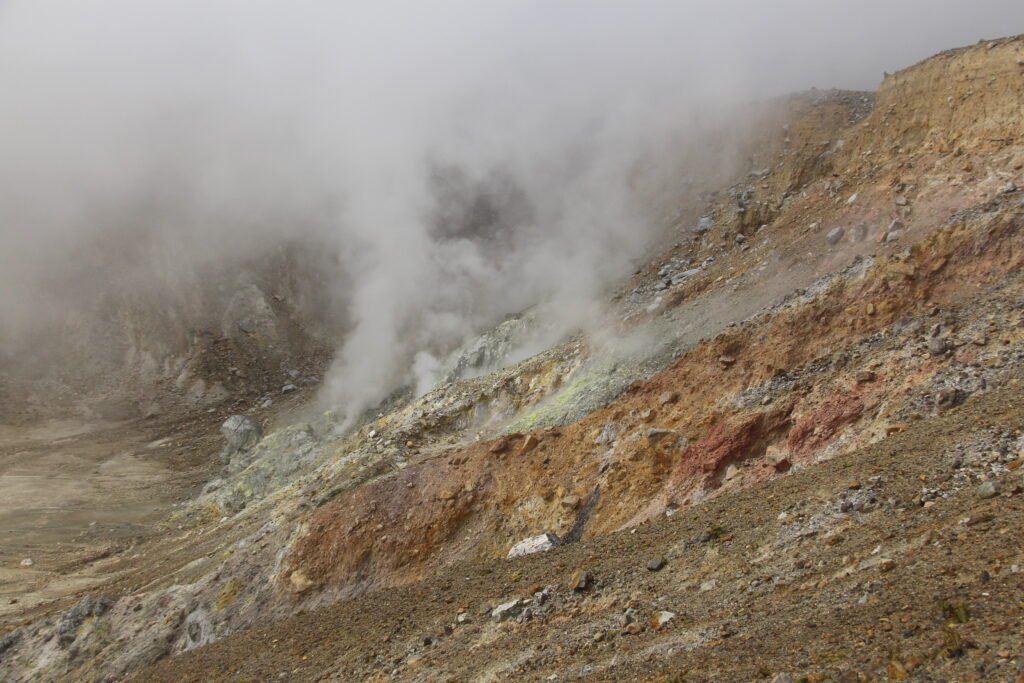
left=1, top=1, right=1022, bottom=420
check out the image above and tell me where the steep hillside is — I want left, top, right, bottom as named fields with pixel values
left=2, top=36, right=1024, bottom=683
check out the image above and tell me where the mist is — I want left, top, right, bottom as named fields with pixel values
left=1, top=1, right=1022, bottom=421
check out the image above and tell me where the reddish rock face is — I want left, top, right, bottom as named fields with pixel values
left=786, top=393, right=866, bottom=456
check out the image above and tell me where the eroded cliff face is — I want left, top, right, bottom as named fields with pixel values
left=3, top=36, right=1024, bottom=683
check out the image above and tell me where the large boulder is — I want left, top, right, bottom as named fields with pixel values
left=220, top=415, right=262, bottom=454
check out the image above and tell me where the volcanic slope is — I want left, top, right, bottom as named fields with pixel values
left=2, top=35, right=1024, bottom=683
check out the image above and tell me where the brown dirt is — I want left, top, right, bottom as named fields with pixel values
left=137, top=381, right=1024, bottom=682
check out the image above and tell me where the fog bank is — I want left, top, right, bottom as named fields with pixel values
left=1, top=1, right=1021, bottom=420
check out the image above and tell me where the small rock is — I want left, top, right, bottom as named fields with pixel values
left=646, top=557, right=667, bottom=572
left=19, top=558, right=33, bottom=568
left=965, top=513, right=995, bottom=527
left=694, top=217, right=713, bottom=234
left=658, top=391, right=679, bottom=406
left=289, top=570, right=314, bottom=593
left=976, top=481, right=1000, bottom=499
left=718, top=355, right=737, bottom=367
left=570, top=570, right=592, bottom=592
left=595, top=422, right=620, bottom=447
left=878, top=558, right=897, bottom=573
left=699, top=579, right=717, bottom=592
left=856, top=370, right=876, bottom=383
left=895, top=195, right=908, bottom=206
left=281, top=383, right=297, bottom=394
left=935, top=387, right=964, bottom=409
left=489, top=437, right=511, bottom=454
left=492, top=599, right=524, bottom=622
left=771, top=675, right=795, bottom=683
left=649, top=611, right=676, bottom=630
left=508, top=533, right=560, bottom=559
left=220, top=415, right=262, bottom=453
left=645, top=428, right=678, bottom=446
left=826, top=227, right=844, bottom=245
left=519, top=434, right=540, bottom=455
left=927, top=337, right=948, bottom=356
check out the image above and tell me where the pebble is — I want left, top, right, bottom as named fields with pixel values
left=826, top=227, right=844, bottom=245
left=646, top=557, right=667, bottom=572
left=19, top=558, right=33, bottom=568
left=976, top=480, right=1000, bottom=499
